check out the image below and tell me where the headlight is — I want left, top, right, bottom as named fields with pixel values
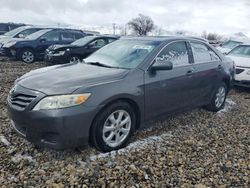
left=33, top=94, right=91, bottom=111
left=247, top=70, right=250, bottom=75
left=3, top=41, right=16, bottom=48
left=54, top=51, right=65, bottom=56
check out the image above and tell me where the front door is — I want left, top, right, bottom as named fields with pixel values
left=144, top=41, right=198, bottom=121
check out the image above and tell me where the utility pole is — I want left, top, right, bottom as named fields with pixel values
left=112, top=23, right=116, bottom=35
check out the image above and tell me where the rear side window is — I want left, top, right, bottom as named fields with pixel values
left=61, top=32, right=74, bottom=41
left=190, top=42, right=220, bottom=63
left=42, top=31, right=60, bottom=41
left=156, top=41, right=189, bottom=67
left=74, top=33, right=84, bottom=40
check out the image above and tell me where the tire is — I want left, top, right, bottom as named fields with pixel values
left=90, top=101, right=136, bottom=152
left=20, top=49, right=35, bottom=64
left=205, top=82, right=228, bottom=112
left=68, top=55, right=81, bottom=64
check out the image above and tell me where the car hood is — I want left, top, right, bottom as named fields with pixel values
left=48, top=44, right=79, bottom=51
left=227, top=55, right=250, bottom=68
left=17, top=63, right=129, bottom=95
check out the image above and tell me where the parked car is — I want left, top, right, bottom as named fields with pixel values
left=227, top=44, right=250, bottom=87
left=2, top=28, right=86, bottom=63
left=217, top=37, right=250, bottom=54
left=0, top=26, right=47, bottom=56
left=0, top=23, right=25, bottom=35
left=8, top=36, right=234, bottom=152
left=45, top=35, right=119, bottom=65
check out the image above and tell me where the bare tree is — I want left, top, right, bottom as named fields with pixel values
left=202, top=31, right=222, bottom=41
left=128, top=14, right=154, bottom=36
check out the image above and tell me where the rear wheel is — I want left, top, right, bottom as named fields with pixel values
left=90, top=101, right=136, bottom=152
left=205, top=82, right=227, bottom=112
left=20, top=49, right=35, bottom=64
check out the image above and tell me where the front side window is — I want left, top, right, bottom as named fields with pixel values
left=228, top=46, right=250, bottom=57
left=155, top=41, right=189, bottom=67
left=42, top=31, right=60, bottom=41
left=191, top=42, right=220, bottom=63
left=88, top=39, right=107, bottom=48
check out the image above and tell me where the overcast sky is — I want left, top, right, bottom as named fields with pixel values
left=0, top=0, right=249, bottom=36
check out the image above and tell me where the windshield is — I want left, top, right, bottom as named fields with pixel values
left=221, top=40, right=243, bottom=49
left=228, top=46, right=250, bottom=57
left=72, top=36, right=96, bottom=46
left=84, top=39, right=159, bottom=69
left=26, top=29, right=51, bottom=40
left=3, top=26, right=28, bottom=37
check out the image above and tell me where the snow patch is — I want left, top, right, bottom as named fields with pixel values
left=217, top=98, right=236, bottom=116
left=89, top=132, right=173, bottom=161
left=11, top=154, right=35, bottom=164
left=0, top=135, right=10, bottom=146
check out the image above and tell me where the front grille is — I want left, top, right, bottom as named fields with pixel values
left=235, top=68, right=244, bottom=74
left=9, top=93, right=37, bottom=110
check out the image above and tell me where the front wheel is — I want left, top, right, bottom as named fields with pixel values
left=68, top=55, right=81, bottom=64
left=20, top=49, right=35, bottom=64
left=205, top=82, right=227, bottom=112
left=90, top=101, right=136, bottom=152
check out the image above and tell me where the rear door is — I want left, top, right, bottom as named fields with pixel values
left=144, top=41, right=198, bottom=120
left=61, top=32, right=75, bottom=44
left=189, top=41, right=222, bottom=105
left=36, top=30, right=61, bottom=57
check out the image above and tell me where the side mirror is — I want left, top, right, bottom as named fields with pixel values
left=18, top=34, right=25, bottom=38
left=151, top=59, right=173, bottom=72
left=40, top=38, right=47, bottom=43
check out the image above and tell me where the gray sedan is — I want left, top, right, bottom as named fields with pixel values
left=8, top=36, right=234, bottom=152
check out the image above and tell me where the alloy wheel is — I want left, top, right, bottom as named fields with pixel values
left=215, top=86, right=226, bottom=108
left=102, top=110, right=131, bottom=148
left=22, top=51, right=34, bottom=63
left=69, top=56, right=81, bottom=63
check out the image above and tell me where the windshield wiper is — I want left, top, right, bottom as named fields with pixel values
left=86, top=61, right=115, bottom=68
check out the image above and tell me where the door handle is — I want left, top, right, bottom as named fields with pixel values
left=186, top=69, right=195, bottom=76
left=218, top=65, right=223, bottom=70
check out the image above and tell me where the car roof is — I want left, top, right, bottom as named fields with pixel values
left=121, top=36, right=208, bottom=43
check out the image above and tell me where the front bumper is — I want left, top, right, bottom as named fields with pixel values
left=1, top=47, right=16, bottom=58
left=44, top=52, right=68, bottom=65
left=7, top=85, right=101, bottom=149
left=234, top=66, right=250, bottom=88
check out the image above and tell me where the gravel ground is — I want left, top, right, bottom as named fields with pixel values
left=0, top=59, right=250, bottom=187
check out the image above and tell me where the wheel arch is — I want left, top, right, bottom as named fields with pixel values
left=89, top=97, right=142, bottom=143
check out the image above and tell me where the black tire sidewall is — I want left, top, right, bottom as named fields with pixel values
left=68, top=55, right=81, bottom=63
left=91, top=101, right=136, bottom=152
